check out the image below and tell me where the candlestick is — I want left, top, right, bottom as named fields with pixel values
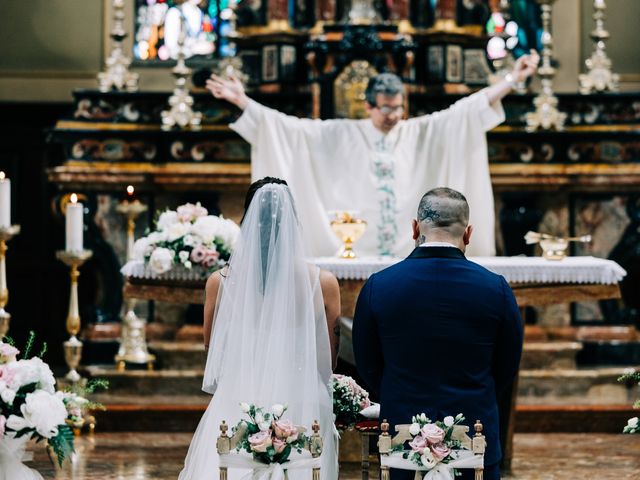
left=0, top=172, right=10, bottom=228
left=65, top=194, right=84, bottom=252
left=579, top=0, right=619, bottom=94
left=115, top=192, right=155, bottom=371
left=56, top=249, right=93, bottom=384
left=0, top=225, right=20, bottom=338
left=97, top=0, right=139, bottom=92
left=525, top=0, right=567, bottom=131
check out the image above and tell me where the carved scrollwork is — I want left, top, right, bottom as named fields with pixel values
left=71, top=139, right=156, bottom=161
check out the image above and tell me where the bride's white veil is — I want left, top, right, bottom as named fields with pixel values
left=181, top=182, right=335, bottom=480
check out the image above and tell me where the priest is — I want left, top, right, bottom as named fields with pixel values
left=206, top=52, right=539, bottom=257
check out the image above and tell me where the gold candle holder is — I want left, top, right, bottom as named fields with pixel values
left=56, top=249, right=93, bottom=384
left=115, top=196, right=155, bottom=371
left=525, top=0, right=567, bottom=132
left=579, top=0, right=619, bottom=94
left=0, top=225, right=20, bottom=338
left=330, top=212, right=367, bottom=259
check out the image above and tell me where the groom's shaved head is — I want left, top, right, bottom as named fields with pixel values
left=417, top=188, right=469, bottom=238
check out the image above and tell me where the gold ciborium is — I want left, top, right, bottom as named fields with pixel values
left=330, top=212, right=367, bottom=259
left=525, top=231, right=592, bottom=261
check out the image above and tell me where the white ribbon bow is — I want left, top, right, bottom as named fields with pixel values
left=381, top=450, right=483, bottom=480
left=0, top=434, right=43, bottom=480
left=219, top=453, right=321, bottom=480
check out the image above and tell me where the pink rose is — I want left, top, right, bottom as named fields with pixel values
left=0, top=415, right=6, bottom=436
left=273, top=419, right=298, bottom=442
left=248, top=430, right=272, bottom=453
left=177, top=203, right=208, bottom=222
left=202, top=250, right=220, bottom=268
left=0, top=364, right=15, bottom=384
left=0, top=343, right=19, bottom=363
left=408, top=434, right=428, bottom=453
left=272, top=437, right=286, bottom=454
left=430, top=442, right=451, bottom=461
left=421, top=424, right=445, bottom=445
left=190, top=245, right=206, bottom=263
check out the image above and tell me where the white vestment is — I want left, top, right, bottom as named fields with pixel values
left=231, top=91, right=504, bottom=257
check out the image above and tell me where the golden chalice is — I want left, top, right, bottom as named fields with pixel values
left=330, top=211, right=367, bottom=259
left=525, top=231, right=592, bottom=261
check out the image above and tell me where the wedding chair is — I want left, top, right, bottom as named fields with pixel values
left=378, top=419, right=486, bottom=480
left=216, top=420, right=323, bottom=480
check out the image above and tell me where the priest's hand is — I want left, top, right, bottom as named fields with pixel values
left=511, top=49, right=540, bottom=83
left=206, top=73, right=249, bottom=110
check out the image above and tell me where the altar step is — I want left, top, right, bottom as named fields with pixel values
left=86, top=364, right=639, bottom=406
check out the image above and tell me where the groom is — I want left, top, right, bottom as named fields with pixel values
left=352, top=188, right=523, bottom=480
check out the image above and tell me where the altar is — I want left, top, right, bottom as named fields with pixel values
left=120, top=254, right=626, bottom=471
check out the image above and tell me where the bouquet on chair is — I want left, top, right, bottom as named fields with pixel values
left=132, top=202, right=240, bottom=275
left=618, top=370, right=639, bottom=434
left=331, top=374, right=372, bottom=428
left=233, top=403, right=313, bottom=464
left=392, top=413, right=479, bottom=470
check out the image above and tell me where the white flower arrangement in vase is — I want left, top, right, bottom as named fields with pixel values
left=133, top=202, right=241, bottom=276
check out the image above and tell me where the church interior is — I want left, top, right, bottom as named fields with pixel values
left=1, top=0, right=639, bottom=478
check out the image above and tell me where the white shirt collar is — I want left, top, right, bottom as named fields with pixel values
left=419, top=241, right=458, bottom=248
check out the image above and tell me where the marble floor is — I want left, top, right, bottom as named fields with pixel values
left=29, top=433, right=640, bottom=479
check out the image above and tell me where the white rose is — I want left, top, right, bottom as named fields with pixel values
left=148, top=247, right=174, bottom=275
left=409, top=423, right=421, bottom=436
left=420, top=450, right=437, bottom=468
left=240, top=402, right=250, bottom=413
left=443, top=416, right=454, bottom=427
left=147, top=231, right=168, bottom=244
left=271, top=404, right=285, bottom=417
left=167, top=222, right=189, bottom=242
left=420, top=413, right=427, bottom=422
left=628, top=417, right=639, bottom=428
left=8, top=389, right=67, bottom=438
left=190, top=216, right=221, bottom=245
left=182, top=234, right=196, bottom=247
left=178, top=250, right=190, bottom=263
left=0, top=385, right=16, bottom=405
left=255, top=412, right=264, bottom=424
left=132, top=237, right=152, bottom=260
left=258, top=421, right=271, bottom=432
left=184, top=261, right=192, bottom=269
left=157, top=210, right=178, bottom=230
left=8, top=357, right=56, bottom=393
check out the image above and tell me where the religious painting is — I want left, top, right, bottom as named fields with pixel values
left=446, top=45, right=463, bottom=83
left=333, top=60, right=379, bottom=119
left=427, top=45, right=445, bottom=82
left=464, top=48, right=491, bottom=85
left=280, top=45, right=297, bottom=81
left=262, top=45, right=279, bottom=82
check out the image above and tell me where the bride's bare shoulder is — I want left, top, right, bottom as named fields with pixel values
left=318, top=268, right=339, bottom=293
left=205, top=268, right=226, bottom=297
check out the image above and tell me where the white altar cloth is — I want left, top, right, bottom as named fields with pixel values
left=313, top=256, right=627, bottom=285
left=122, top=256, right=626, bottom=285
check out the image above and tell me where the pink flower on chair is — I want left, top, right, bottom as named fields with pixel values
left=272, top=437, right=286, bottom=454
left=274, top=419, right=299, bottom=443
left=409, top=434, right=428, bottom=454
left=248, top=430, right=273, bottom=453
left=430, top=442, right=451, bottom=461
left=421, top=423, right=445, bottom=444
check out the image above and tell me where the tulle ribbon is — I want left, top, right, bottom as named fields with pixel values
left=0, top=433, right=43, bottom=480
left=381, top=450, right=483, bottom=480
left=219, top=454, right=321, bottom=480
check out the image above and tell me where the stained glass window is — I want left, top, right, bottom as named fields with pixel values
left=134, top=0, right=237, bottom=62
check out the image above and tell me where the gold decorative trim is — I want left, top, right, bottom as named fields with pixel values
left=55, top=120, right=233, bottom=132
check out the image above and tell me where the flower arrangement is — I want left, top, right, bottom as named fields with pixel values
left=331, top=374, right=371, bottom=427
left=395, top=413, right=467, bottom=469
left=618, top=370, right=639, bottom=434
left=233, top=403, right=312, bottom=464
left=0, top=333, right=107, bottom=466
left=132, top=202, right=240, bottom=275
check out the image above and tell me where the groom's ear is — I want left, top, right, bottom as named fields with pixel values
left=412, top=219, right=420, bottom=240
left=463, top=224, right=473, bottom=245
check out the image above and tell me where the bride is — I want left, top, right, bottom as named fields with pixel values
left=178, top=177, right=341, bottom=479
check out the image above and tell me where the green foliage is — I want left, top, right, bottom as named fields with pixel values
left=21, top=331, right=36, bottom=358
left=48, top=425, right=75, bottom=467
left=2, top=335, right=15, bottom=346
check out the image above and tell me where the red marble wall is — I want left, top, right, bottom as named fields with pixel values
left=268, top=0, right=288, bottom=21
left=316, top=0, right=336, bottom=22
left=435, top=0, right=457, bottom=20
left=390, top=0, right=410, bottom=21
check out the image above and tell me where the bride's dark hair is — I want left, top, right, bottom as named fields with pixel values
left=241, top=177, right=288, bottom=224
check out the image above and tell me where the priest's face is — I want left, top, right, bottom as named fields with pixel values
left=366, top=93, right=404, bottom=134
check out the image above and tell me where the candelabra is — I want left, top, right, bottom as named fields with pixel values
left=56, top=250, right=93, bottom=385
left=161, top=8, right=203, bottom=131
left=525, top=0, right=567, bottom=132
left=115, top=198, right=155, bottom=371
left=579, top=0, right=619, bottom=94
left=97, top=0, right=139, bottom=92
left=0, top=225, right=20, bottom=338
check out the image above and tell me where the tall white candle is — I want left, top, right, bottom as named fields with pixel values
left=594, top=0, right=605, bottom=8
left=65, top=193, right=84, bottom=252
left=0, top=172, right=10, bottom=228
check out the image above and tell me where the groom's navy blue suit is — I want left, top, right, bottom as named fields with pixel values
left=353, top=246, right=523, bottom=479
